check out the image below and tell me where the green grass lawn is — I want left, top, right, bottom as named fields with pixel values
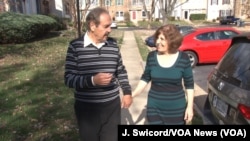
left=0, top=31, right=78, bottom=141
left=0, top=30, right=124, bottom=141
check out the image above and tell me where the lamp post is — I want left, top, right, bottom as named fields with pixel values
left=76, top=0, right=81, bottom=38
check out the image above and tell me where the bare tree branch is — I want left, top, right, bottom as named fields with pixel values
left=159, top=0, right=177, bottom=24
left=67, top=0, right=93, bottom=37
left=241, top=0, right=250, bottom=18
left=141, top=0, right=156, bottom=29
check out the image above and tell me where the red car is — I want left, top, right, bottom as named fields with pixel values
left=179, top=27, right=241, bottom=67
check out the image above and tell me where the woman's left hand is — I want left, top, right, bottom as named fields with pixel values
left=184, top=107, right=194, bottom=124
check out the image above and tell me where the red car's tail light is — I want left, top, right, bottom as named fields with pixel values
left=238, top=104, right=250, bottom=119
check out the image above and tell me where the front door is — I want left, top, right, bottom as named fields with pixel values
left=184, top=11, right=188, bottom=19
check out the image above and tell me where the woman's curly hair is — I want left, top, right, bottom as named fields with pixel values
left=154, top=24, right=183, bottom=54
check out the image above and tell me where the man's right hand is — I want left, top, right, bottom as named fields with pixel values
left=93, top=73, right=113, bottom=85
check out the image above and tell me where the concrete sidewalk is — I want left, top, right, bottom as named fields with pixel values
left=120, top=31, right=149, bottom=125
left=120, top=30, right=211, bottom=125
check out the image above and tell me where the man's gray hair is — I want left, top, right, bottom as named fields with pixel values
left=85, top=7, right=109, bottom=31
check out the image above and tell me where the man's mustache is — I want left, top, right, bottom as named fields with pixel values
left=105, top=32, right=110, bottom=36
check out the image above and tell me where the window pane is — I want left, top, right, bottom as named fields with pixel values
left=212, top=0, right=217, bottom=5
left=105, top=0, right=110, bottom=6
left=116, top=0, right=123, bottom=5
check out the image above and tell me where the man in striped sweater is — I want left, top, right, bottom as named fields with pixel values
left=64, top=7, right=132, bottom=141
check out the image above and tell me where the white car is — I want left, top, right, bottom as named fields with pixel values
left=110, top=22, right=118, bottom=29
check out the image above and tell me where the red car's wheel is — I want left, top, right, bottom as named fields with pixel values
left=184, top=51, right=198, bottom=68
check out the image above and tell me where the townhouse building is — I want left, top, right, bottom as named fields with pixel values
left=0, top=0, right=248, bottom=24
left=174, top=0, right=207, bottom=20
left=234, top=0, right=250, bottom=19
left=128, top=0, right=154, bottom=24
left=105, top=0, right=129, bottom=21
left=74, top=0, right=129, bottom=22
left=81, top=0, right=153, bottom=24
left=207, top=0, right=235, bottom=20
left=0, top=0, right=70, bottom=18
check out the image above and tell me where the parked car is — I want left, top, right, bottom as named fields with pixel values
left=111, top=22, right=118, bottom=29
left=204, top=34, right=250, bottom=124
left=176, top=25, right=195, bottom=34
left=145, top=25, right=194, bottom=47
left=179, top=27, right=241, bottom=67
left=219, top=16, right=240, bottom=25
left=146, top=26, right=241, bottom=67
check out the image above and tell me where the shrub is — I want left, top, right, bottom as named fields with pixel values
left=124, top=12, right=130, bottom=23
left=0, top=12, right=58, bottom=44
left=189, top=14, right=206, bottom=21
left=48, top=14, right=69, bottom=30
left=126, top=21, right=135, bottom=27
left=168, top=16, right=175, bottom=21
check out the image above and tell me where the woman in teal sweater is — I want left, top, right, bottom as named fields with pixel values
left=133, top=24, right=194, bottom=125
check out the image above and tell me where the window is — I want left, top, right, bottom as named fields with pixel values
left=9, top=0, right=23, bottom=13
left=94, top=0, right=99, bottom=5
left=105, top=0, right=111, bottom=6
left=218, top=42, right=250, bottom=90
left=132, top=0, right=141, bottom=5
left=216, top=31, right=228, bottom=39
left=65, top=2, right=70, bottom=15
left=145, top=0, right=151, bottom=5
left=220, top=10, right=225, bottom=16
left=222, top=0, right=230, bottom=4
left=116, top=0, right=123, bottom=5
left=211, top=0, right=218, bottom=5
left=219, top=10, right=232, bottom=17
left=116, top=11, right=124, bottom=17
left=225, top=10, right=231, bottom=16
left=87, top=0, right=98, bottom=5
left=132, top=0, right=137, bottom=5
left=215, top=30, right=239, bottom=40
left=142, top=11, right=149, bottom=17
left=223, top=30, right=239, bottom=36
left=196, top=32, right=215, bottom=41
left=132, top=0, right=151, bottom=6
left=142, top=0, right=151, bottom=6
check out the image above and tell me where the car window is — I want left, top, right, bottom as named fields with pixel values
left=215, top=31, right=228, bottom=39
left=216, top=43, right=250, bottom=90
left=196, top=32, right=215, bottom=41
left=178, top=26, right=194, bottom=34
left=181, top=26, right=191, bottom=31
left=182, top=30, right=194, bottom=36
left=214, top=30, right=239, bottom=40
